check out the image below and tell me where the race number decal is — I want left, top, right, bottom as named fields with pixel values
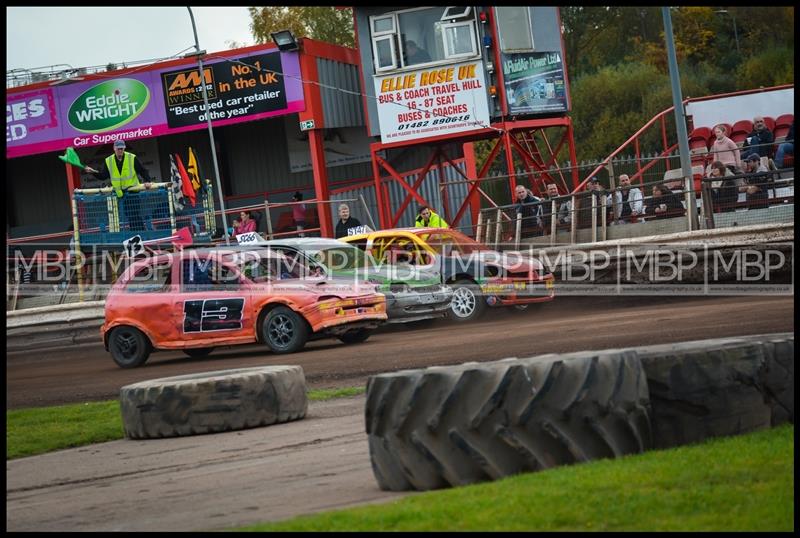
left=123, top=234, right=145, bottom=258
left=236, top=232, right=264, bottom=245
left=347, top=225, right=373, bottom=236
left=183, top=298, right=245, bottom=332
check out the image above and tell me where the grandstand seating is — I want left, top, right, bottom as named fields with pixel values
left=762, top=116, right=776, bottom=133
left=774, top=113, right=794, bottom=143
left=730, top=120, right=753, bottom=147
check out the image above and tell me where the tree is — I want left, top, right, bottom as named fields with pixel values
left=248, top=7, right=354, bottom=48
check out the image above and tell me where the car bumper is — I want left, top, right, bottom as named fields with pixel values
left=384, top=287, right=454, bottom=323
left=306, top=296, right=388, bottom=333
left=480, top=275, right=556, bottom=306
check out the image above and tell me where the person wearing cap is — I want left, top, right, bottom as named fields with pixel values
left=84, top=139, right=152, bottom=230
left=739, top=153, right=770, bottom=209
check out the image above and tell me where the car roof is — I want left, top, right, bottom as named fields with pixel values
left=262, top=237, right=352, bottom=248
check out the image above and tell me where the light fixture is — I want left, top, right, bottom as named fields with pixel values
left=271, top=30, right=299, bottom=52
left=489, top=85, right=497, bottom=98
left=483, top=35, right=492, bottom=49
left=486, top=62, right=494, bottom=74
left=479, top=11, right=488, bottom=23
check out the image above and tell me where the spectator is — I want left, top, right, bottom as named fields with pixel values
left=84, top=139, right=152, bottom=231
left=228, top=218, right=240, bottom=237
left=414, top=205, right=449, bottom=228
left=775, top=121, right=794, bottom=169
left=707, top=160, right=738, bottom=213
left=334, top=203, right=363, bottom=239
left=644, top=183, right=685, bottom=220
left=742, top=116, right=774, bottom=159
left=540, top=183, right=571, bottom=233
left=708, top=124, right=741, bottom=173
left=513, top=184, right=543, bottom=237
left=405, top=40, right=431, bottom=65
left=740, top=153, right=770, bottom=209
left=610, top=174, right=644, bottom=224
left=292, top=192, right=306, bottom=237
left=234, top=211, right=257, bottom=237
left=577, top=177, right=611, bottom=228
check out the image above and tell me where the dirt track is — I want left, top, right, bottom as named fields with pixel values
left=6, top=295, right=794, bottom=531
left=6, top=295, right=795, bottom=409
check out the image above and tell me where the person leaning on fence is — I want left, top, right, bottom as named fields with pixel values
left=233, top=211, right=257, bottom=238
left=707, top=160, right=738, bottom=213
left=610, top=174, right=644, bottom=224
left=415, top=206, right=449, bottom=228
left=540, top=183, right=570, bottom=232
left=84, top=139, right=152, bottom=231
left=513, top=185, right=543, bottom=237
left=740, top=153, right=770, bottom=210
left=335, top=203, right=362, bottom=239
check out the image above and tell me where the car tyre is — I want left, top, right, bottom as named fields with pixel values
left=262, top=306, right=309, bottom=354
left=339, top=329, right=372, bottom=344
left=448, top=279, right=486, bottom=322
left=183, top=347, right=214, bottom=358
left=109, top=326, right=151, bottom=368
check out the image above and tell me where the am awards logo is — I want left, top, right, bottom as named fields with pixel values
left=163, top=67, right=217, bottom=106
left=67, top=79, right=150, bottom=133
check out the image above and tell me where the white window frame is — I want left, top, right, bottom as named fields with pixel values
left=441, top=6, right=471, bottom=21
left=371, top=14, right=396, bottom=36
left=441, top=21, right=477, bottom=60
left=372, top=35, right=398, bottom=73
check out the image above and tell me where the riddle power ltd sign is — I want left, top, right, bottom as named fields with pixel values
left=373, top=60, right=490, bottom=143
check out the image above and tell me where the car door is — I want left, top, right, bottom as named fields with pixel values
left=174, top=253, right=255, bottom=346
left=114, top=255, right=176, bottom=345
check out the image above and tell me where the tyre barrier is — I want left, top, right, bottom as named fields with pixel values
left=365, top=334, right=794, bottom=491
left=120, top=365, right=307, bottom=439
left=366, top=352, right=652, bottom=491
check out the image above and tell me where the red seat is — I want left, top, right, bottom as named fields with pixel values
left=730, top=119, right=753, bottom=147
left=762, top=116, right=775, bottom=133
left=775, top=113, right=793, bottom=130
left=688, top=126, right=712, bottom=154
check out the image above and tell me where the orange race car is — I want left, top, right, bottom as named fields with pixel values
left=101, top=247, right=387, bottom=368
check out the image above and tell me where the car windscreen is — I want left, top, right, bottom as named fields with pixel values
left=307, top=245, right=370, bottom=271
left=224, top=250, right=308, bottom=281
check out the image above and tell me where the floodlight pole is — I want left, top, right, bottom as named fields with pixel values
left=187, top=6, right=230, bottom=244
left=662, top=7, right=699, bottom=231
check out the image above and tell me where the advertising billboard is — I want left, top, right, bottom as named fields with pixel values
left=373, top=59, right=490, bottom=143
left=6, top=48, right=304, bottom=159
left=502, top=51, right=567, bottom=115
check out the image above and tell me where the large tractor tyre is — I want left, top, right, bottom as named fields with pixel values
left=261, top=306, right=310, bottom=354
left=448, top=279, right=487, bottom=323
left=366, top=351, right=652, bottom=491
left=120, top=365, right=307, bottom=439
left=338, top=329, right=372, bottom=345
left=108, top=326, right=152, bottom=369
left=636, top=337, right=785, bottom=449
left=183, top=347, right=214, bottom=358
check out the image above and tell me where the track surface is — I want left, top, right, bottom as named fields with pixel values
left=6, top=295, right=794, bottom=531
left=7, top=295, right=794, bottom=409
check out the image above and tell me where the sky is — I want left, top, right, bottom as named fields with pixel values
left=6, top=7, right=256, bottom=72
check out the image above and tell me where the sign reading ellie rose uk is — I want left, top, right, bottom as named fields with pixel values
left=6, top=47, right=304, bottom=159
left=373, top=59, right=490, bottom=143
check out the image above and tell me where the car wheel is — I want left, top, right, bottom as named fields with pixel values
left=183, top=347, right=214, bottom=358
left=262, top=306, right=309, bottom=354
left=448, top=279, right=486, bottom=322
left=109, top=326, right=151, bottom=368
left=339, top=329, right=372, bottom=344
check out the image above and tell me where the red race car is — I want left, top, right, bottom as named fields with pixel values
left=101, top=247, right=387, bottom=368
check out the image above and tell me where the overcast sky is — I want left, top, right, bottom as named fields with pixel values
left=6, top=6, right=255, bottom=72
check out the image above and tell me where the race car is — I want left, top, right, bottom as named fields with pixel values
left=257, top=238, right=453, bottom=324
left=101, top=247, right=387, bottom=368
left=341, top=227, right=555, bottom=322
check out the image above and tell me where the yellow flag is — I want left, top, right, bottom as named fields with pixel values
left=187, top=147, right=201, bottom=191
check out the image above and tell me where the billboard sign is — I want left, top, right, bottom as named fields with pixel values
left=373, top=59, right=490, bottom=143
left=7, top=48, right=304, bottom=159
left=502, top=51, right=567, bottom=115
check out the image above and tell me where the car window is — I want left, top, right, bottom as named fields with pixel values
left=182, top=257, right=242, bottom=291
left=230, top=249, right=308, bottom=282
left=124, top=259, right=172, bottom=293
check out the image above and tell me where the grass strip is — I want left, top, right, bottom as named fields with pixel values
left=7, top=386, right=366, bottom=460
left=235, top=424, right=794, bottom=532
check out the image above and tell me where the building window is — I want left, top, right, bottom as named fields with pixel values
left=495, top=7, right=534, bottom=52
left=369, top=7, right=478, bottom=74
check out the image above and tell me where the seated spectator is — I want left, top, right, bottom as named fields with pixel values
left=233, top=211, right=257, bottom=237
left=644, top=183, right=685, bottom=220
left=540, top=183, right=571, bottom=232
left=404, top=40, right=431, bottom=65
left=742, top=116, right=774, bottom=160
left=775, top=121, right=794, bottom=169
left=707, top=160, right=738, bottom=213
left=513, top=185, right=543, bottom=237
left=707, top=124, right=741, bottom=173
left=739, top=153, right=770, bottom=209
left=610, top=174, right=644, bottom=224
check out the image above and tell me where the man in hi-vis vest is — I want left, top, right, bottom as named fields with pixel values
left=85, top=139, right=152, bottom=231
